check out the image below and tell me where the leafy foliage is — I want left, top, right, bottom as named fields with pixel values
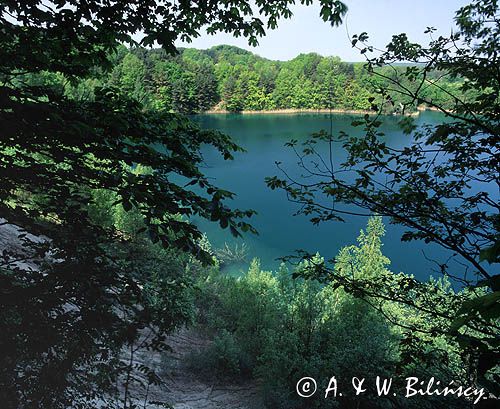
left=0, top=0, right=349, bottom=407
left=266, top=0, right=500, bottom=400
left=65, top=44, right=470, bottom=114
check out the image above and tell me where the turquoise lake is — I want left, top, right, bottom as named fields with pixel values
left=192, top=111, right=469, bottom=280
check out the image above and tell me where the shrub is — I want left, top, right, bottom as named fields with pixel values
left=185, top=330, right=252, bottom=381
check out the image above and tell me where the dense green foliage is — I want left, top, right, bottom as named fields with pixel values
left=54, top=44, right=467, bottom=114
left=190, top=218, right=470, bottom=408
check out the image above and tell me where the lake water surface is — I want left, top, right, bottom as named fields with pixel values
left=192, top=111, right=466, bottom=280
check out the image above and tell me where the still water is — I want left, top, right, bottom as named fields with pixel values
left=191, top=112, right=465, bottom=280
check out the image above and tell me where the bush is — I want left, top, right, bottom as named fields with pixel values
left=185, top=330, right=252, bottom=381
left=192, top=252, right=398, bottom=407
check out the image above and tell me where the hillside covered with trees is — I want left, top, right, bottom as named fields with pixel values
left=58, top=44, right=466, bottom=114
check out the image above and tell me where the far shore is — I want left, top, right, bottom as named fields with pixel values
left=201, top=107, right=423, bottom=116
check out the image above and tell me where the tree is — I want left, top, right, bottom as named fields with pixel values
left=192, top=61, right=219, bottom=111
left=222, top=69, right=246, bottom=112
left=116, top=53, right=148, bottom=102
left=272, top=67, right=298, bottom=108
left=237, top=70, right=270, bottom=110
left=266, top=0, right=499, bottom=402
left=0, top=1, right=348, bottom=407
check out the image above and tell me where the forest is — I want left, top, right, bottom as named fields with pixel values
left=0, top=0, right=498, bottom=409
left=51, top=44, right=466, bottom=114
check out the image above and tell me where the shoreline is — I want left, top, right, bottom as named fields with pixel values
left=201, top=108, right=422, bottom=116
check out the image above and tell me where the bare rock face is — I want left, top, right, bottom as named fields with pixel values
left=0, top=218, right=48, bottom=272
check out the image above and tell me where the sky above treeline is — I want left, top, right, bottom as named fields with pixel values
left=175, top=0, right=469, bottom=61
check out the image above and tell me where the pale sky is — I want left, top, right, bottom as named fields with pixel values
left=175, top=0, right=468, bottom=61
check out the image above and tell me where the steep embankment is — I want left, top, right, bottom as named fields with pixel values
left=0, top=222, right=262, bottom=409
